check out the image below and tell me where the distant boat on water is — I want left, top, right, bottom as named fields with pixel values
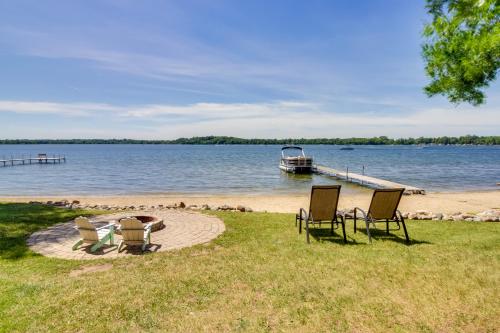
left=279, top=146, right=313, bottom=174
left=340, top=147, right=354, bottom=151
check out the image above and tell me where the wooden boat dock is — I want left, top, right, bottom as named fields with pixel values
left=1, top=154, right=66, bottom=167
left=313, top=164, right=425, bottom=195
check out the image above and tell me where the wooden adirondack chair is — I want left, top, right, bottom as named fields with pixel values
left=118, top=217, right=152, bottom=252
left=72, top=217, right=115, bottom=252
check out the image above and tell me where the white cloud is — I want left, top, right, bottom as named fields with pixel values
left=0, top=100, right=118, bottom=116
left=122, top=101, right=317, bottom=119
left=0, top=99, right=498, bottom=138
left=0, top=100, right=316, bottom=119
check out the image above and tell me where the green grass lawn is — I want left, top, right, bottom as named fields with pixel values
left=0, top=203, right=499, bottom=332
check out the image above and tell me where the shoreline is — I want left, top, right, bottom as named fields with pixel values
left=1, top=190, right=498, bottom=214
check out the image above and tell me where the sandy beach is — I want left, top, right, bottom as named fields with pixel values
left=2, top=190, right=498, bottom=214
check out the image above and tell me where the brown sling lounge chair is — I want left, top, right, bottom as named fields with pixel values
left=296, top=185, right=346, bottom=244
left=349, top=188, right=409, bottom=243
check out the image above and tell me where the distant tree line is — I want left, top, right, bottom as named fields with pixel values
left=0, top=135, right=499, bottom=145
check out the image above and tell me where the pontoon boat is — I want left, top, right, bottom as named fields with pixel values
left=279, top=146, right=313, bottom=173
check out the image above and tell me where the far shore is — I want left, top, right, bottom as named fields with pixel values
left=1, top=190, right=499, bottom=214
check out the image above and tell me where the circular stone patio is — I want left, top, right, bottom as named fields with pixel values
left=27, top=210, right=225, bottom=260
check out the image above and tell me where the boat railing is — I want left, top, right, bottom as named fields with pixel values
left=281, top=157, right=313, bottom=166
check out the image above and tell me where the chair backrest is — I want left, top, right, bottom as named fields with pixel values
left=367, top=188, right=404, bottom=220
left=120, top=218, right=145, bottom=242
left=75, top=217, right=98, bottom=241
left=308, top=185, right=341, bottom=221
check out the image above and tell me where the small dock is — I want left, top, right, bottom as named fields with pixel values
left=314, top=164, right=425, bottom=195
left=1, top=154, right=66, bottom=167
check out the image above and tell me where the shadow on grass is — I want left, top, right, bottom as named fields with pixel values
left=304, top=224, right=431, bottom=246
left=355, top=227, right=432, bottom=245
left=306, top=227, right=353, bottom=245
left=0, top=203, right=98, bottom=260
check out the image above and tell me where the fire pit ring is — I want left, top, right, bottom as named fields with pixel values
left=115, top=215, right=164, bottom=234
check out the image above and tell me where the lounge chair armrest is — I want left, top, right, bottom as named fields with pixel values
left=354, top=207, right=368, bottom=220
left=395, top=210, right=404, bottom=220
left=298, top=208, right=309, bottom=221
left=299, top=208, right=314, bottom=222
left=338, top=209, right=351, bottom=218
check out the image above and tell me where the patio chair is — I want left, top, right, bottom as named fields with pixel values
left=296, top=185, right=346, bottom=244
left=72, top=217, right=115, bottom=252
left=118, top=217, right=152, bottom=252
left=349, top=188, right=409, bottom=243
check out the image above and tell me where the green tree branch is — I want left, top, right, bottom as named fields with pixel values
left=422, top=0, right=499, bottom=105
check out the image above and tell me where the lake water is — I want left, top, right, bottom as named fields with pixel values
left=0, top=144, right=499, bottom=196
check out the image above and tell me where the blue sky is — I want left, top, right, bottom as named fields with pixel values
left=0, top=0, right=498, bottom=139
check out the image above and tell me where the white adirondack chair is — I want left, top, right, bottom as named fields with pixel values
left=72, top=217, right=115, bottom=252
left=118, top=217, right=152, bottom=252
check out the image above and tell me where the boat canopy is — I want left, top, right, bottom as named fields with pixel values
left=281, top=146, right=304, bottom=151
left=281, top=146, right=306, bottom=158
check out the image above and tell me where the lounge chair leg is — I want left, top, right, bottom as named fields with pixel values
left=142, top=243, right=147, bottom=252
left=305, top=220, right=310, bottom=244
left=299, top=216, right=302, bottom=234
left=365, top=218, right=372, bottom=244
left=331, top=219, right=334, bottom=236
left=401, top=218, right=410, bottom=243
left=386, top=220, right=389, bottom=235
left=354, top=216, right=357, bottom=233
left=72, top=239, right=83, bottom=251
left=340, top=216, right=346, bottom=243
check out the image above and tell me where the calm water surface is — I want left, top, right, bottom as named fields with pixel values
left=0, top=145, right=499, bottom=195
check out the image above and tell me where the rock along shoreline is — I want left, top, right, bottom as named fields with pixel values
left=29, top=200, right=500, bottom=222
